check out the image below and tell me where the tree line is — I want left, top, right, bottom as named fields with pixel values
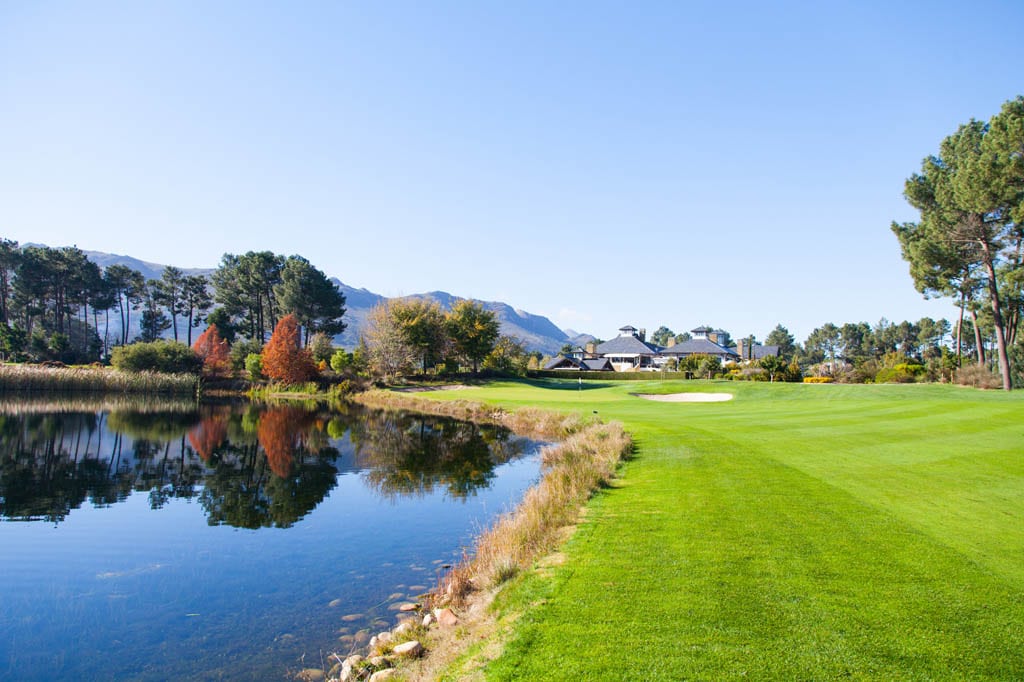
left=0, top=242, right=346, bottom=365
left=0, top=240, right=515, bottom=384
left=606, top=317, right=1021, bottom=386
left=893, top=95, right=1024, bottom=390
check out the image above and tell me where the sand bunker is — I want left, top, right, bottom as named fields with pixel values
left=633, top=392, right=733, bottom=403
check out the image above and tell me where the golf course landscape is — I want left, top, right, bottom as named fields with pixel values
left=415, top=379, right=1024, bottom=680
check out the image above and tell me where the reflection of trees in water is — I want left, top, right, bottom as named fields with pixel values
left=0, top=403, right=536, bottom=526
left=200, top=407, right=341, bottom=528
left=351, top=409, right=532, bottom=500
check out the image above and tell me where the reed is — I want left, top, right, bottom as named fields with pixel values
left=0, top=364, right=198, bottom=396
left=439, top=420, right=631, bottom=604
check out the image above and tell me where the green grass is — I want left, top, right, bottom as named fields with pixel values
left=424, top=379, right=1024, bottom=680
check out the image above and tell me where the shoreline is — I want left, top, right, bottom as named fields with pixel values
left=343, top=388, right=632, bottom=680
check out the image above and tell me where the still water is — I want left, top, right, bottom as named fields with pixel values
left=0, top=397, right=543, bottom=680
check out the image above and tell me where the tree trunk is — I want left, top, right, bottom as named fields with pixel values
left=969, top=309, right=985, bottom=366
left=981, top=249, right=1013, bottom=390
left=956, top=302, right=964, bottom=365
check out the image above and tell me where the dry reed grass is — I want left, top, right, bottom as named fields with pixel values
left=0, top=364, right=199, bottom=395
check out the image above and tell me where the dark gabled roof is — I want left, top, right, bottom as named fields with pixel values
left=731, top=344, right=781, bottom=360
left=660, top=338, right=739, bottom=358
left=544, top=356, right=583, bottom=370
left=691, top=325, right=713, bottom=333
left=543, top=356, right=612, bottom=371
left=749, top=342, right=778, bottom=358
left=596, top=335, right=660, bottom=356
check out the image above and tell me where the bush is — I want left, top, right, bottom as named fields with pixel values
left=803, top=376, right=833, bottom=384
left=230, top=338, right=263, bottom=370
left=875, top=363, right=925, bottom=384
left=954, top=363, right=1003, bottom=389
left=308, top=333, right=335, bottom=364
left=330, top=349, right=351, bottom=373
left=110, top=341, right=202, bottom=374
left=245, top=353, right=264, bottom=380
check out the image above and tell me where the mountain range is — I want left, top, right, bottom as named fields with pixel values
left=80, top=250, right=579, bottom=354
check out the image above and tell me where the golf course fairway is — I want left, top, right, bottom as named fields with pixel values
left=420, top=379, right=1024, bottom=680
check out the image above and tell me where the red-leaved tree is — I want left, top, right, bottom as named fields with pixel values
left=192, top=325, right=231, bottom=377
left=262, top=314, right=316, bottom=384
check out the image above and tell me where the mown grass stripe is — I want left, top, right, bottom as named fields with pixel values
left=422, top=379, right=1023, bottom=680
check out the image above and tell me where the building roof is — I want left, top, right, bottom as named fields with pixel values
left=544, top=356, right=582, bottom=370
left=691, top=325, right=713, bottom=334
left=736, top=344, right=781, bottom=360
left=660, top=337, right=739, bottom=358
left=543, top=356, right=612, bottom=371
left=595, top=334, right=661, bottom=356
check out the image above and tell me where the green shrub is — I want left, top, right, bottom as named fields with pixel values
left=244, top=353, right=264, bottom=380
left=329, top=349, right=351, bottom=373
left=110, top=341, right=202, bottom=374
left=875, top=363, right=925, bottom=384
left=230, top=338, right=263, bottom=370
left=308, top=333, right=335, bottom=364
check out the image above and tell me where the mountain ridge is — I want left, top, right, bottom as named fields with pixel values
left=71, top=249, right=574, bottom=354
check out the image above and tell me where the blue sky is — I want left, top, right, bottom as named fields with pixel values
left=2, top=1, right=1023, bottom=343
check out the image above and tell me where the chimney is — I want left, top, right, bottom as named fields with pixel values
left=737, top=339, right=745, bottom=359
left=639, top=328, right=646, bottom=342
left=708, top=331, right=718, bottom=344
left=667, top=337, right=676, bottom=348
left=585, top=342, right=596, bottom=355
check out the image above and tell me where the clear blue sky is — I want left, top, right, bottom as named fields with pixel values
left=3, top=1, right=1022, bottom=343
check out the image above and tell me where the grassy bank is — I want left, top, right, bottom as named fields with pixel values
left=0, top=364, right=199, bottom=395
left=354, top=389, right=632, bottom=599
left=394, top=379, right=1024, bottom=680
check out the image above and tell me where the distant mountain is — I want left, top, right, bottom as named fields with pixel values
left=81, top=250, right=213, bottom=281
left=75, top=250, right=574, bottom=354
left=566, top=331, right=598, bottom=348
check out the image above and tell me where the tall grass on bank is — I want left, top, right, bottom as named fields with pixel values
left=0, top=364, right=199, bottom=396
left=441, top=421, right=631, bottom=603
left=352, top=389, right=633, bottom=604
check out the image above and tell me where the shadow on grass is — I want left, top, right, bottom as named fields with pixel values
left=520, top=377, right=615, bottom=391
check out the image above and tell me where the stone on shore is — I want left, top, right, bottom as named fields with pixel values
left=368, top=670, right=397, bottom=681
left=392, top=640, right=423, bottom=658
left=434, top=607, right=459, bottom=627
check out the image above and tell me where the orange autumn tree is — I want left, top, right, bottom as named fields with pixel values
left=192, top=325, right=231, bottom=377
left=262, top=314, right=317, bottom=384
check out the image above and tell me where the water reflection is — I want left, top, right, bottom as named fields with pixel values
left=0, top=400, right=536, bottom=528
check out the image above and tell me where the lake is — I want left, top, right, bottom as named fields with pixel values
left=0, top=396, right=543, bottom=680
